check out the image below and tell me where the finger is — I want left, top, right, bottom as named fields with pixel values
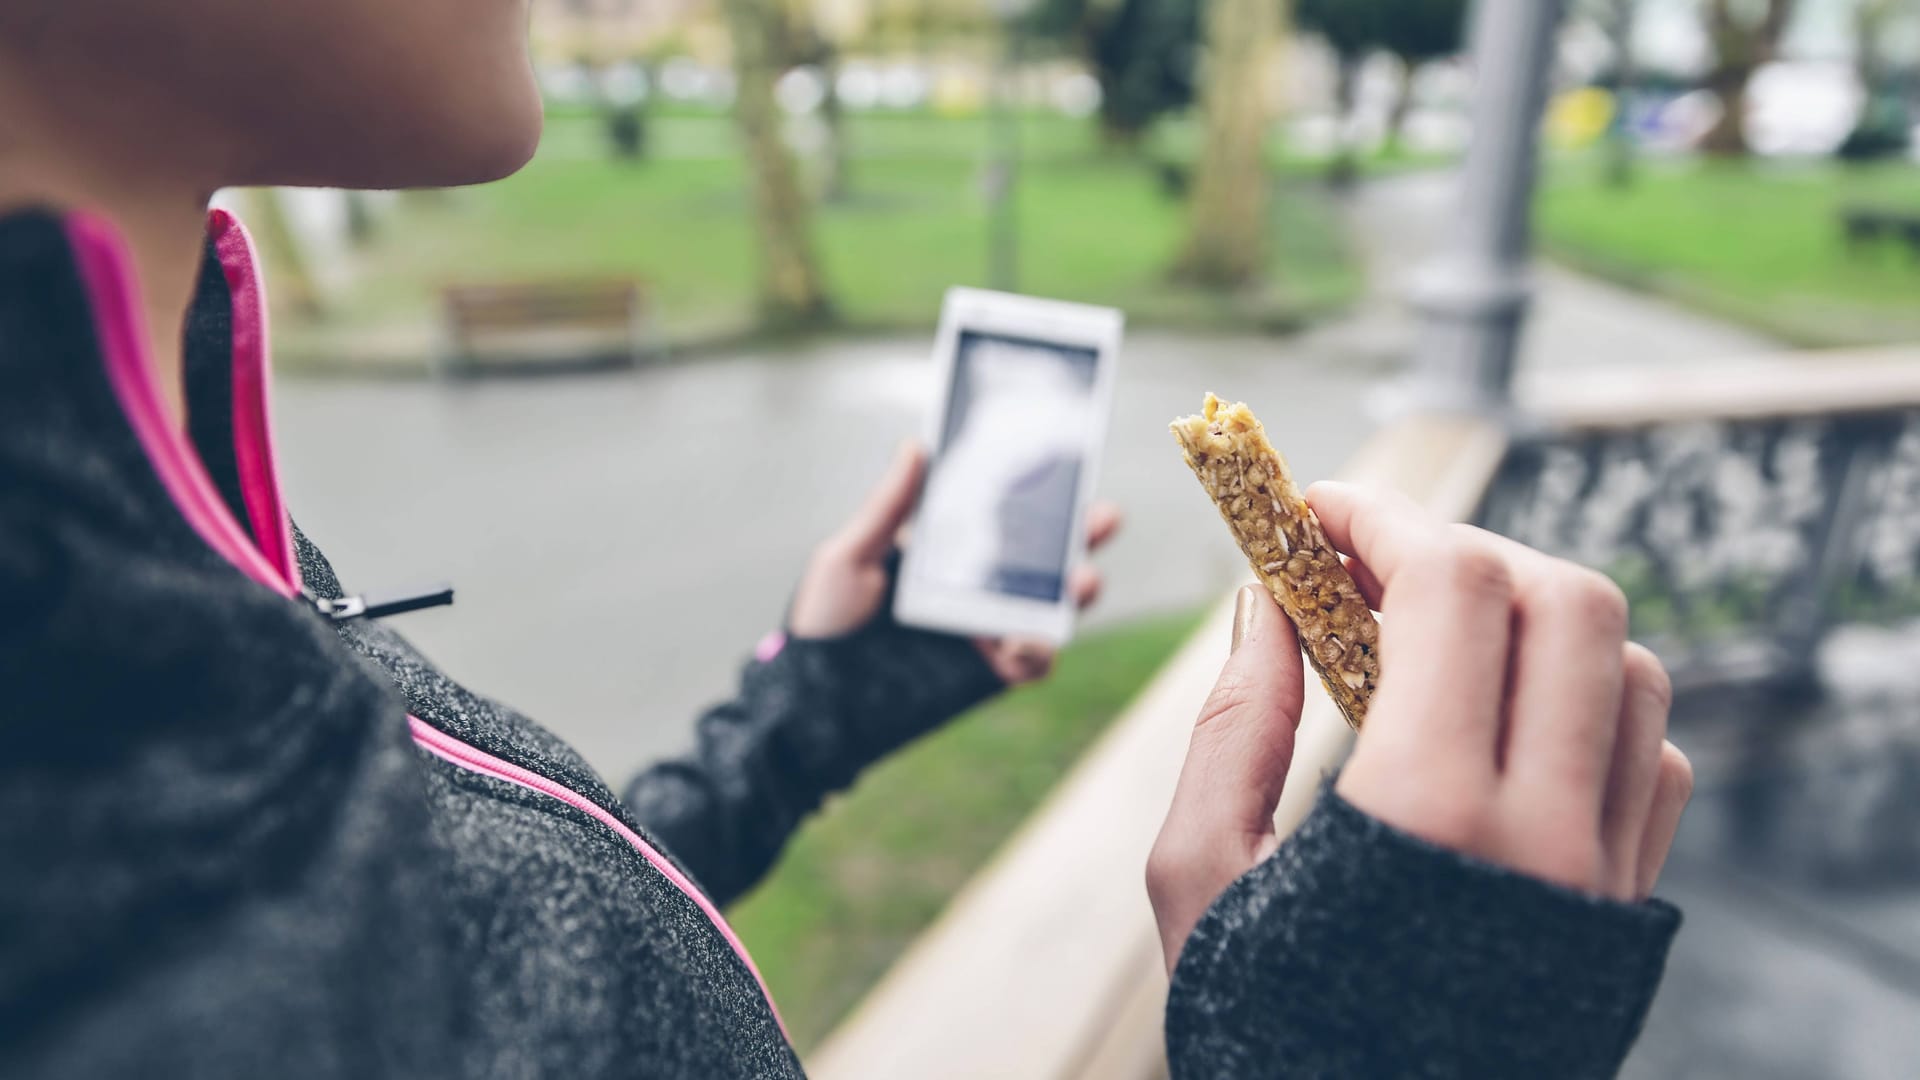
left=837, top=442, right=927, bottom=559
left=1443, top=524, right=1635, bottom=802
left=1600, top=643, right=1672, bottom=899
left=1339, top=554, right=1385, bottom=611
left=1146, top=587, right=1306, bottom=971
left=1084, top=502, right=1123, bottom=552
left=1008, top=639, right=1054, bottom=682
left=981, top=637, right=1056, bottom=685
left=1306, top=481, right=1450, bottom=593
left=1069, top=566, right=1102, bottom=611
left=1359, top=529, right=1514, bottom=775
left=1498, top=559, right=1628, bottom=835
left=1162, top=586, right=1305, bottom=854
left=1305, top=484, right=1514, bottom=764
left=1634, top=742, right=1693, bottom=899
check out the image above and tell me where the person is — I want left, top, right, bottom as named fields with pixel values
left=0, top=4, right=1691, bottom=1078
left=1149, top=490, right=1694, bottom=1077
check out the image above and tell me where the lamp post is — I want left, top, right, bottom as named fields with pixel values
left=986, top=0, right=1034, bottom=292
left=1400, top=0, right=1568, bottom=417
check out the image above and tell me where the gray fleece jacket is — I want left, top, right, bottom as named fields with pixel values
left=0, top=207, right=1681, bottom=1080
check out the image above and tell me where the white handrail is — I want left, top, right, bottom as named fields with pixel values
left=1519, top=347, right=1920, bottom=429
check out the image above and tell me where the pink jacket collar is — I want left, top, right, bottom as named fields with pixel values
left=64, top=208, right=301, bottom=596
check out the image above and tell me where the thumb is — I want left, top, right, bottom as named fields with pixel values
left=1170, top=585, right=1306, bottom=851
left=1148, top=586, right=1304, bottom=968
left=837, top=442, right=927, bottom=560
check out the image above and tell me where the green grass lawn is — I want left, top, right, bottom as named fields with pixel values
left=1537, top=156, right=1920, bottom=347
left=286, top=107, right=1360, bottom=365
left=723, top=606, right=1204, bottom=1053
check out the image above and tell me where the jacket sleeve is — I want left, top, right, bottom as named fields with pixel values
left=1166, top=784, right=1682, bottom=1080
left=622, top=608, right=1003, bottom=908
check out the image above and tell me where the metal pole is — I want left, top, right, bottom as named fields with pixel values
left=1402, top=0, right=1568, bottom=416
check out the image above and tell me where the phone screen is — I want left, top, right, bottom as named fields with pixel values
left=911, top=330, right=1100, bottom=603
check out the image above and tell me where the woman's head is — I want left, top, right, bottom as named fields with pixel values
left=0, top=0, right=542, bottom=192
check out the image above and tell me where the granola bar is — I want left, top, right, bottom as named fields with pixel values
left=1171, top=393, right=1379, bottom=730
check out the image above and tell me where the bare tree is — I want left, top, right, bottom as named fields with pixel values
left=1172, top=0, right=1281, bottom=288
left=1589, top=0, right=1642, bottom=186
left=722, top=0, right=833, bottom=327
left=1699, top=0, right=1797, bottom=157
left=1295, top=0, right=1375, bottom=187
left=1377, top=0, right=1470, bottom=152
left=817, top=45, right=851, bottom=201
left=777, top=14, right=852, bottom=202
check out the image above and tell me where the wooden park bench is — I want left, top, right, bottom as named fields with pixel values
left=1839, top=205, right=1920, bottom=262
left=439, top=279, right=653, bottom=376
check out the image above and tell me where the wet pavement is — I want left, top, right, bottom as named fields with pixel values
left=275, top=330, right=1380, bottom=776
left=1626, top=623, right=1920, bottom=1080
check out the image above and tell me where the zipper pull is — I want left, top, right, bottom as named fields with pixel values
left=305, top=583, right=455, bottom=623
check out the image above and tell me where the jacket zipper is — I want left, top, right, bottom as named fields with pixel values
left=305, top=583, right=456, bottom=622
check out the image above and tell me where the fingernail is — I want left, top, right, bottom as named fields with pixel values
left=1231, top=585, right=1261, bottom=653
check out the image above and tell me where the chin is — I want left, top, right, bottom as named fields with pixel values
left=244, top=65, right=546, bottom=191
left=447, top=93, right=546, bottom=186
left=397, top=70, right=547, bottom=188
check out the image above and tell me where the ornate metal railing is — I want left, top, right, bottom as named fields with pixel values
left=1479, top=409, right=1920, bottom=689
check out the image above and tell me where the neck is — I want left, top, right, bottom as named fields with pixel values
left=0, top=98, right=211, bottom=431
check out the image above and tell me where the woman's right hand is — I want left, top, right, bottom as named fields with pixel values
left=1146, top=482, right=1694, bottom=972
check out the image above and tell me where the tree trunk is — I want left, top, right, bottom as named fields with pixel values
left=1854, top=0, right=1893, bottom=93
left=1326, top=52, right=1362, bottom=190
left=1699, top=64, right=1755, bottom=156
left=1602, top=0, right=1639, bottom=188
left=1699, top=0, right=1796, bottom=158
left=1096, top=107, right=1149, bottom=151
left=1385, top=56, right=1418, bottom=154
left=722, top=0, right=833, bottom=328
left=343, top=190, right=377, bottom=247
left=1837, top=0, right=1907, bottom=161
left=820, top=49, right=850, bottom=202
left=1174, top=0, right=1279, bottom=288
left=1855, top=9, right=1876, bottom=94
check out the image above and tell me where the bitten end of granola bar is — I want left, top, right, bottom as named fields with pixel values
left=1172, top=393, right=1380, bottom=730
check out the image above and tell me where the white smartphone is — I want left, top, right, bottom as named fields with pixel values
left=893, top=288, right=1122, bottom=645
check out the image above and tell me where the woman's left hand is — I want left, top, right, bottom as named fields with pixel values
left=788, top=442, right=1122, bottom=686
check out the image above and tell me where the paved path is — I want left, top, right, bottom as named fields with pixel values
left=1626, top=630, right=1920, bottom=1080
left=1297, top=170, right=1782, bottom=381
left=277, top=331, right=1379, bottom=775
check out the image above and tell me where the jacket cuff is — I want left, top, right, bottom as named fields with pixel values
left=748, top=614, right=1003, bottom=791
left=1166, top=784, right=1681, bottom=1080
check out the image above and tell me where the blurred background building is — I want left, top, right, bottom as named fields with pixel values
left=248, top=0, right=1920, bottom=1075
